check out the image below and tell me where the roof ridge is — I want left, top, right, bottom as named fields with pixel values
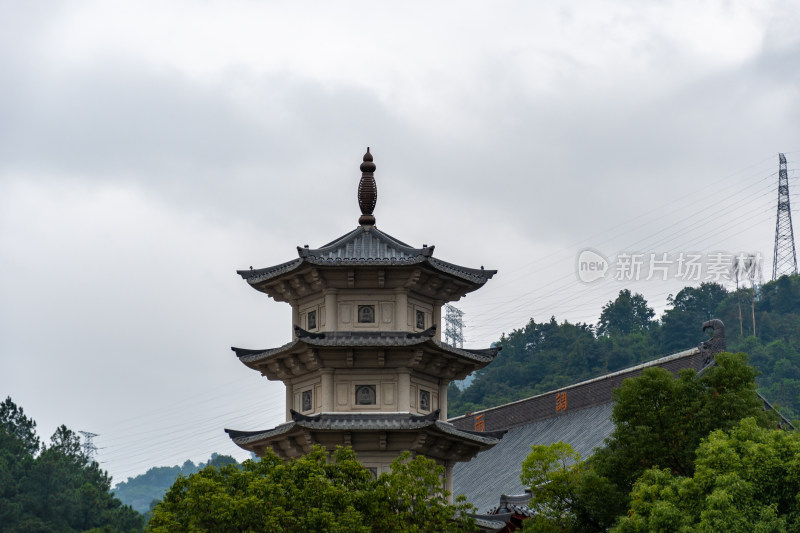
left=449, top=347, right=702, bottom=422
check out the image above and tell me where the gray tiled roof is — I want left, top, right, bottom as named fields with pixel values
left=239, top=258, right=303, bottom=285
left=232, top=326, right=500, bottom=365
left=226, top=410, right=504, bottom=447
left=237, top=226, right=496, bottom=285
left=295, top=326, right=439, bottom=347
left=232, top=339, right=300, bottom=363
left=494, top=502, right=536, bottom=518
left=427, top=257, right=495, bottom=284
left=301, top=226, right=431, bottom=263
left=452, top=403, right=615, bottom=513
left=472, top=515, right=510, bottom=532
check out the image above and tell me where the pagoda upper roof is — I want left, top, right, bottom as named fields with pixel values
left=231, top=326, right=500, bottom=380
left=238, top=225, right=496, bottom=286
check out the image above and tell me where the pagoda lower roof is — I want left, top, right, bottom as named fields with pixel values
left=237, top=225, right=496, bottom=286
left=225, top=410, right=505, bottom=448
left=232, top=326, right=500, bottom=374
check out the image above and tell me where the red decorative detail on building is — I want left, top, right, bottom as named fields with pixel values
left=555, top=392, right=568, bottom=412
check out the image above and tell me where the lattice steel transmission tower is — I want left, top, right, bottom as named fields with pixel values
left=772, top=153, right=798, bottom=280
left=79, top=431, right=99, bottom=462
left=444, top=304, right=464, bottom=348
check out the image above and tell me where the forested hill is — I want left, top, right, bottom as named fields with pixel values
left=448, top=274, right=800, bottom=420
left=112, top=453, right=238, bottom=515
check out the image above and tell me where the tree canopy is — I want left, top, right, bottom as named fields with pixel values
left=0, top=397, right=144, bottom=533
left=660, top=282, right=728, bottom=351
left=518, top=352, right=777, bottom=532
left=613, top=417, right=800, bottom=532
left=597, top=289, right=655, bottom=337
left=592, top=352, right=770, bottom=491
left=147, top=446, right=475, bottom=533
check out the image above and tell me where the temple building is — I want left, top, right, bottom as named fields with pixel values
left=449, top=320, right=794, bottom=530
left=225, top=148, right=505, bottom=492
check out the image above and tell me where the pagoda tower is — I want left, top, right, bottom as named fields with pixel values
left=225, top=149, right=503, bottom=491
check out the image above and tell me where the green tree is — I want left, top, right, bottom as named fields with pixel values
left=597, top=290, right=655, bottom=337
left=660, top=282, right=727, bottom=351
left=0, top=396, right=40, bottom=456
left=612, top=417, right=800, bottom=532
left=369, top=452, right=476, bottom=533
left=0, top=397, right=143, bottom=533
left=0, top=397, right=40, bottom=528
left=148, top=446, right=475, bottom=533
left=518, top=353, right=773, bottom=532
left=519, top=443, right=623, bottom=533
left=593, top=352, right=770, bottom=492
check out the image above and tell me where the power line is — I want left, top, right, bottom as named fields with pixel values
left=99, top=151, right=798, bottom=482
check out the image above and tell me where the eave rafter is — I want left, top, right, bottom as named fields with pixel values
left=309, top=268, right=327, bottom=290
left=410, top=433, right=429, bottom=452
left=301, top=432, right=315, bottom=453
left=278, top=437, right=303, bottom=459
left=425, top=356, right=446, bottom=375
left=290, top=276, right=311, bottom=296
left=302, top=349, right=322, bottom=371
left=263, top=360, right=290, bottom=380
left=273, top=281, right=297, bottom=301
left=449, top=363, right=470, bottom=381
left=433, top=281, right=463, bottom=301
left=258, top=349, right=327, bottom=379
left=404, top=268, right=422, bottom=288
left=286, top=355, right=303, bottom=376
left=434, top=438, right=454, bottom=457
left=423, top=275, right=443, bottom=296
left=408, top=349, right=424, bottom=369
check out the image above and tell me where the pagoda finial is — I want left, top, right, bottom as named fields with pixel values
left=358, top=147, right=377, bottom=226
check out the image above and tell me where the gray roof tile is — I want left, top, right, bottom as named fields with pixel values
left=452, top=403, right=615, bottom=513
left=232, top=327, right=500, bottom=365
left=226, top=410, right=504, bottom=448
left=302, top=226, right=430, bottom=263
left=237, top=226, right=496, bottom=285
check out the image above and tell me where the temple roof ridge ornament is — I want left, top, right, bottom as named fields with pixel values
left=358, top=147, right=377, bottom=226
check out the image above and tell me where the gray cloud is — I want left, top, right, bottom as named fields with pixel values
left=1, top=0, right=799, bottom=484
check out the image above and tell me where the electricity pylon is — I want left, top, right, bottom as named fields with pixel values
left=772, top=153, right=798, bottom=280
left=444, top=304, right=464, bottom=348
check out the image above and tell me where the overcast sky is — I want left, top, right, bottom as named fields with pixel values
left=1, top=0, right=799, bottom=485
